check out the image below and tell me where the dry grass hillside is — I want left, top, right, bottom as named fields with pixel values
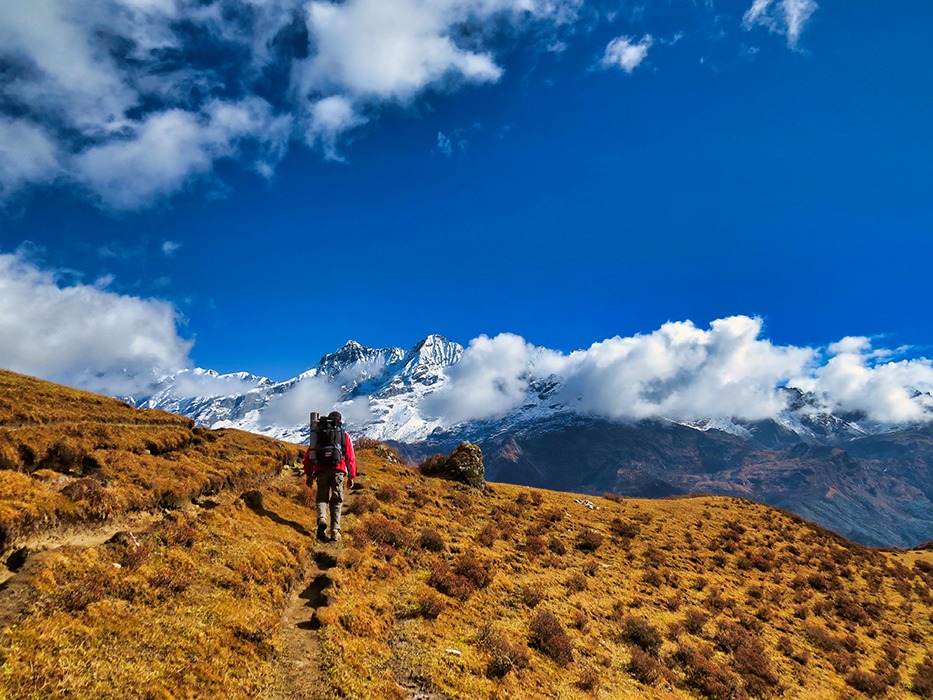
left=2, top=368, right=933, bottom=699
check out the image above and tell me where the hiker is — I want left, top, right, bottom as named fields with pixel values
left=303, top=411, right=356, bottom=542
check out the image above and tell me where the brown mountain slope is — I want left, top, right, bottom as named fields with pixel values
left=1, top=369, right=933, bottom=699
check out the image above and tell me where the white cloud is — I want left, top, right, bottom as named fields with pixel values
left=423, top=333, right=556, bottom=422
left=418, top=317, right=933, bottom=427
left=261, top=375, right=343, bottom=427
left=556, top=316, right=814, bottom=421
left=792, top=338, right=933, bottom=424
left=743, top=0, right=818, bottom=48
left=601, top=34, right=654, bottom=73
left=161, top=240, right=182, bottom=256
left=304, top=96, right=368, bottom=160
left=0, top=0, right=813, bottom=208
left=0, top=250, right=192, bottom=395
left=298, top=0, right=503, bottom=102
left=0, top=118, right=61, bottom=197
left=74, top=99, right=291, bottom=209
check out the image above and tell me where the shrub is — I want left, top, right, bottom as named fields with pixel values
left=454, top=554, right=493, bottom=589
left=548, top=535, right=567, bottom=556
left=375, top=484, right=400, bottom=503
left=519, top=584, right=545, bottom=608
left=683, top=609, right=709, bottom=636
left=610, top=517, right=641, bottom=539
left=476, top=523, right=496, bottom=547
left=671, top=643, right=743, bottom=700
left=620, top=616, right=662, bottom=657
left=418, top=528, right=445, bottom=552
left=344, top=495, right=378, bottom=516
left=627, top=647, right=661, bottom=685
left=416, top=591, right=446, bottom=619
left=428, top=554, right=492, bottom=601
left=529, top=610, right=574, bottom=666
left=525, top=534, right=547, bottom=556
left=846, top=669, right=891, bottom=698
left=358, top=515, right=413, bottom=551
left=565, top=572, right=587, bottom=593
left=428, top=562, right=476, bottom=601
left=577, top=530, right=603, bottom=552
left=158, top=515, right=197, bottom=547
left=354, top=437, right=381, bottom=450
left=912, top=655, right=933, bottom=698
left=478, top=625, right=529, bottom=679
left=577, top=667, right=600, bottom=693
left=572, top=610, right=590, bottom=633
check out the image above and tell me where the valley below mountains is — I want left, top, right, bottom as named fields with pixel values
left=137, top=336, right=933, bottom=548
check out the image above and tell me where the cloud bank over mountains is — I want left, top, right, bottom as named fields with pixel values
left=2, top=251, right=931, bottom=428
left=0, top=0, right=817, bottom=209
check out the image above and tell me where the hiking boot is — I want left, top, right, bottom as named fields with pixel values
left=330, top=530, right=342, bottom=542
left=316, top=523, right=328, bottom=542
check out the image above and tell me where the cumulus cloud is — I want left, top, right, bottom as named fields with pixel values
left=0, top=250, right=192, bottom=395
left=0, top=0, right=579, bottom=208
left=261, top=376, right=343, bottom=427
left=423, top=333, right=561, bottom=422
left=601, top=34, right=654, bottom=73
left=419, top=317, right=933, bottom=427
left=793, top=338, right=933, bottom=424
left=743, top=0, right=818, bottom=48
left=0, top=0, right=818, bottom=207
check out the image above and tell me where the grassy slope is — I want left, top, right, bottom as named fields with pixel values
left=1, top=368, right=933, bottom=699
left=324, top=449, right=933, bottom=699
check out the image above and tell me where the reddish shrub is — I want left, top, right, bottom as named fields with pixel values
left=478, top=625, right=529, bottom=678
left=359, top=515, right=413, bottom=551
left=525, top=535, right=547, bottom=556
left=454, top=554, right=493, bottom=589
left=671, top=643, right=743, bottom=700
left=519, top=584, right=545, bottom=608
left=529, top=611, right=574, bottom=666
left=912, top=655, right=933, bottom=698
left=418, top=528, right=445, bottom=552
left=620, top=616, right=662, bottom=657
left=416, top=591, right=446, bottom=619
left=610, top=518, right=641, bottom=539
left=627, top=647, right=661, bottom=685
left=548, top=535, right=567, bottom=556
left=846, top=669, right=892, bottom=698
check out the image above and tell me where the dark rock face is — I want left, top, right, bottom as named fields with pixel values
left=401, top=418, right=933, bottom=548
left=420, top=442, right=486, bottom=491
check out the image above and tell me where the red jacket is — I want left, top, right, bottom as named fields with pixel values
left=303, top=431, right=357, bottom=479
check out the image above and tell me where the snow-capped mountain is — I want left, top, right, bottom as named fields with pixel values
left=135, top=335, right=467, bottom=443
left=137, top=335, right=875, bottom=447
left=132, top=336, right=933, bottom=547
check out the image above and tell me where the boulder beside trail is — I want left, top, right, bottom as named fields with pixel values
left=419, top=442, right=486, bottom=491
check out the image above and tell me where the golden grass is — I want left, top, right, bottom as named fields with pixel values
left=0, top=369, right=302, bottom=549
left=319, top=449, right=933, bottom=699
left=2, top=368, right=933, bottom=699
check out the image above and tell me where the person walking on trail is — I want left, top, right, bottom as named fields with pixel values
left=304, top=411, right=356, bottom=542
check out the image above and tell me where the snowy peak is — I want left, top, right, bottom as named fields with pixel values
left=398, top=335, right=463, bottom=380
left=315, top=340, right=403, bottom=378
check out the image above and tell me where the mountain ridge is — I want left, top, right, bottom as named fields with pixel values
left=135, top=336, right=933, bottom=547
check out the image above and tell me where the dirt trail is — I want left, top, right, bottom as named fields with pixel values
left=267, top=549, right=338, bottom=699
left=1, top=467, right=337, bottom=698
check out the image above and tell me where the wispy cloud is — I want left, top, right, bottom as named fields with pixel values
left=161, top=240, right=182, bottom=257
left=743, top=0, right=818, bottom=49
left=600, top=34, right=655, bottom=73
left=0, top=249, right=191, bottom=394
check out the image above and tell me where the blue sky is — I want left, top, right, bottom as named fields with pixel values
left=1, top=1, right=932, bottom=413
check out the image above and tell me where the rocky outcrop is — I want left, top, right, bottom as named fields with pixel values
left=419, top=442, right=485, bottom=491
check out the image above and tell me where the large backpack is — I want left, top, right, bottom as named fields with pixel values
left=315, top=416, right=345, bottom=469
